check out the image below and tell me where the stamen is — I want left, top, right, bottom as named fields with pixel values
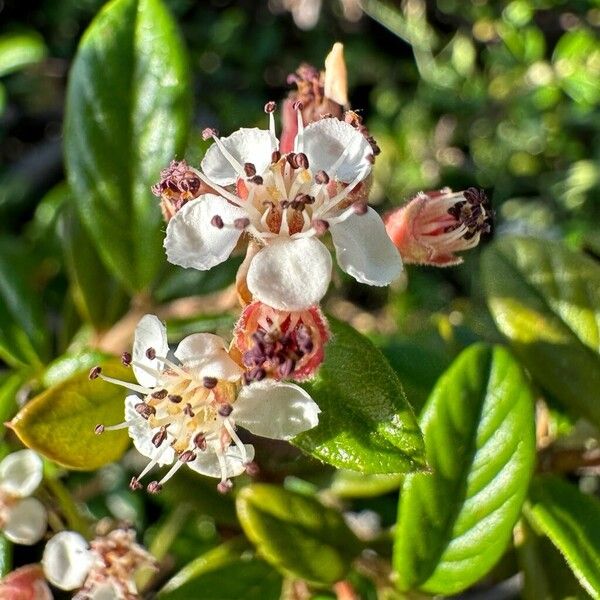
left=234, top=217, right=250, bottom=230
left=217, top=480, right=233, bottom=494
left=218, top=403, right=233, bottom=417
left=194, top=433, right=207, bottom=450
left=121, top=352, right=132, bottom=366
left=97, top=373, right=153, bottom=395
left=215, top=450, right=232, bottom=489
left=353, top=202, right=368, bottom=215
left=101, top=421, right=131, bottom=432
left=135, top=403, right=156, bottom=419
left=211, top=215, right=224, bottom=229
left=147, top=481, right=162, bottom=494
left=146, top=347, right=156, bottom=360
left=129, top=477, right=143, bottom=491
left=294, top=101, right=305, bottom=153
left=249, top=175, right=264, bottom=185
left=152, top=389, right=168, bottom=399
left=315, top=170, right=330, bottom=184
left=271, top=150, right=281, bottom=163
left=89, top=366, right=102, bottom=380
left=312, top=219, right=329, bottom=235
left=265, top=101, right=277, bottom=148
left=152, top=427, right=168, bottom=447
left=223, top=420, right=248, bottom=464
left=244, top=162, right=256, bottom=177
left=204, top=129, right=245, bottom=177
left=94, top=424, right=105, bottom=435
left=168, top=394, right=182, bottom=404
left=203, top=377, right=217, bottom=389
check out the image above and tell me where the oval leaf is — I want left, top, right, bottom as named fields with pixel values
left=393, top=344, right=536, bottom=594
left=159, top=539, right=282, bottom=600
left=64, top=0, right=191, bottom=292
left=526, top=475, right=600, bottom=598
left=294, top=318, right=425, bottom=474
left=9, top=361, right=131, bottom=470
left=483, top=236, right=600, bottom=427
left=236, top=484, right=362, bottom=585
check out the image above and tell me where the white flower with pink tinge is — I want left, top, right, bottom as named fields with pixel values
left=164, top=106, right=403, bottom=311
left=93, top=315, right=320, bottom=492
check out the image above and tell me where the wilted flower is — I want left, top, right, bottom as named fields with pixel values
left=0, top=565, right=52, bottom=600
left=42, top=528, right=156, bottom=599
left=94, top=315, right=320, bottom=492
left=164, top=107, right=402, bottom=311
left=233, top=301, right=329, bottom=382
left=0, top=450, right=47, bottom=546
left=385, top=187, right=492, bottom=266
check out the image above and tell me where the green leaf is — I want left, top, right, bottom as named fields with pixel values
left=294, top=318, right=425, bottom=474
left=41, top=350, right=110, bottom=388
left=525, top=475, right=600, bottom=598
left=0, top=238, right=49, bottom=368
left=9, top=361, right=131, bottom=470
left=483, top=236, right=600, bottom=428
left=236, top=484, right=362, bottom=585
left=0, top=32, right=46, bottom=77
left=393, top=344, right=536, bottom=594
left=330, top=470, right=404, bottom=499
left=158, top=539, right=282, bottom=600
left=0, top=535, right=11, bottom=577
left=0, top=371, right=29, bottom=436
left=64, top=0, right=191, bottom=292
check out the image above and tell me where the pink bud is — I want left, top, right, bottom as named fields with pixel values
left=0, top=565, right=52, bottom=600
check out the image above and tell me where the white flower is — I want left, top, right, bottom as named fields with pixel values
left=42, top=528, right=156, bottom=599
left=0, top=450, right=47, bottom=545
left=164, top=108, right=402, bottom=311
left=94, top=315, right=320, bottom=491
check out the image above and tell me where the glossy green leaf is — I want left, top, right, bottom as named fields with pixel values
left=294, top=318, right=425, bottom=474
left=236, top=484, right=362, bottom=585
left=0, top=238, right=49, bottom=368
left=64, top=0, right=191, bottom=292
left=483, top=236, right=600, bottom=427
left=0, top=32, right=46, bottom=77
left=41, top=350, right=110, bottom=388
left=525, top=476, right=600, bottom=598
left=158, top=539, right=282, bottom=600
left=0, top=535, right=11, bottom=577
left=9, top=361, right=131, bottom=470
left=330, top=470, right=403, bottom=499
left=0, top=371, right=29, bottom=435
left=393, top=344, right=536, bottom=594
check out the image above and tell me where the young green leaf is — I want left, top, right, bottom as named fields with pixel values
left=393, top=344, right=536, bottom=594
left=158, top=539, right=282, bottom=600
left=525, top=475, right=600, bottom=598
left=64, top=0, right=191, bottom=292
left=294, top=318, right=426, bottom=474
left=8, top=361, right=131, bottom=470
left=483, top=236, right=600, bottom=427
left=236, top=484, right=362, bottom=585
left=0, top=32, right=46, bottom=77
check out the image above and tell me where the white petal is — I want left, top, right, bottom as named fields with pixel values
left=303, top=118, right=372, bottom=182
left=330, top=207, right=403, bottom=286
left=188, top=443, right=255, bottom=479
left=247, top=238, right=332, bottom=311
left=42, top=531, right=94, bottom=591
left=201, top=128, right=274, bottom=185
left=164, top=195, right=244, bottom=271
left=235, top=380, right=320, bottom=440
left=175, top=334, right=244, bottom=382
left=125, top=395, right=175, bottom=466
left=89, top=582, right=121, bottom=600
left=132, top=315, right=169, bottom=388
left=0, top=449, right=43, bottom=497
left=3, top=497, right=47, bottom=545
left=174, top=332, right=227, bottom=363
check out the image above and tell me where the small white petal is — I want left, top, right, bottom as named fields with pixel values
left=188, top=443, right=255, bottom=479
left=174, top=332, right=227, bottom=363
left=0, top=449, right=43, bottom=497
left=235, top=381, right=320, bottom=440
left=89, top=582, right=121, bottom=600
left=247, top=238, right=332, bottom=311
left=125, top=395, right=175, bottom=466
left=164, top=195, right=244, bottom=271
left=132, top=314, right=169, bottom=388
left=330, top=207, right=403, bottom=286
left=42, top=531, right=94, bottom=591
left=201, top=128, right=274, bottom=185
left=3, top=497, right=47, bottom=545
left=303, top=118, right=372, bottom=182
left=175, top=334, right=244, bottom=382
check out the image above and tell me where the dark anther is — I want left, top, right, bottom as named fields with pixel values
left=312, top=219, right=329, bottom=235
left=295, top=153, right=309, bottom=169
left=201, top=127, right=218, bottom=140
left=151, top=389, right=168, bottom=399
left=121, top=352, right=132, bottom=366
left=293, top=100, right=304, bottom=111
left=179, top=450, right=196, bottom=463
left=217, top=480, right=233, bottom=494
left=194, top=434, right=207, bottom=450
left=249, top=175, right=264, bottom=185
left=211, top=215, right=224, bottom=229
left=353, top=202, right=368, bottom=215
left=203, top=376, right=218, bottom=389
left=244, top=162, right=257, bottom=177
left=194, top=433, right=207, bottom=450
left=286, top=153, right=297, bottom=168
left=245, top=462, right=260, bottom=477
left=145, top=347, right=156, bottom=360
left=152, top=427, right=168, bottom=448
left=271, top=150, right=281, bottom=163
left=264, top=101, right=276, bottom=113
left=94, top=424, right=105, bottom=435
left=129, top=477, right=143, bottom=491
left=243, top=366, right=267, bottom=385
left=463, top=187, right=488, bottom=206
left=89, top=366, right=102, bottom=380
left=366, top=153, right=376, bottom=164
left=183, top=403, right=195, bottom=417
left=147, top=481, right=162, bottom=494
left=135, top=403, right=156, bottom=419
left=234, top=217, right=250, bottom=230
left=315, top=170, right=330, bottom=184
left=218, top=403, right=233, bottom=417
left=279, top=358, right=296, bottom=378
left=168, top=394, right=182, bottom=404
